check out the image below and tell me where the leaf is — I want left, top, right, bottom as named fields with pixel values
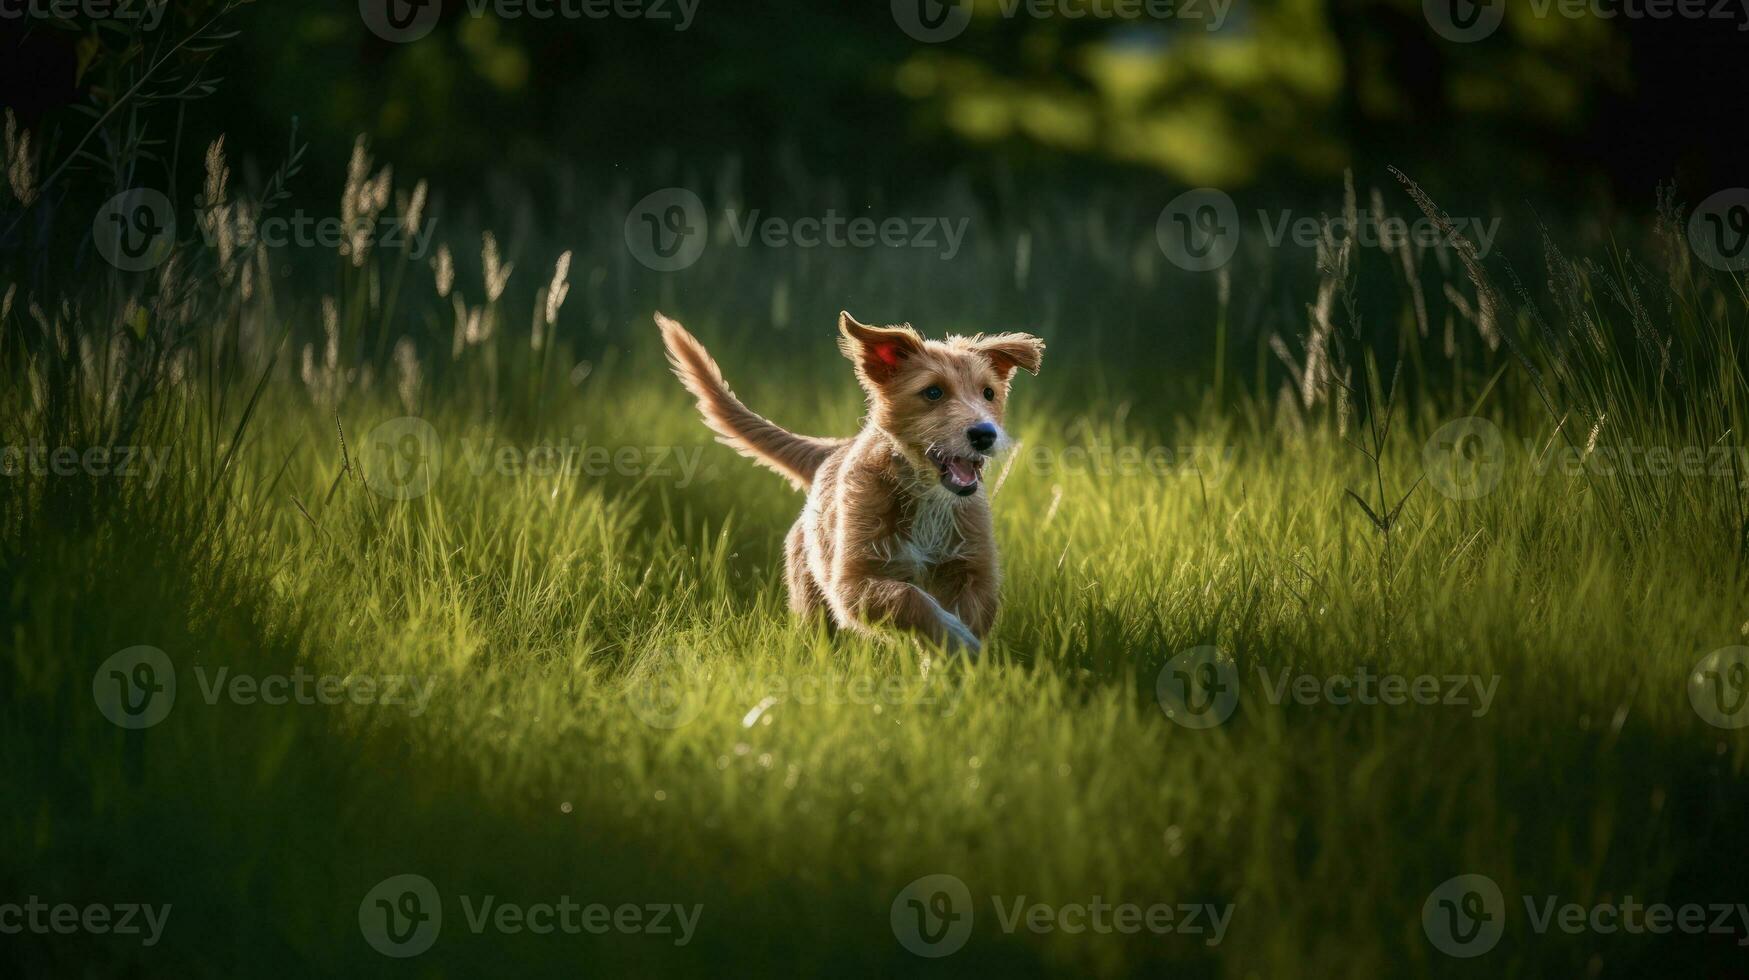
left=75, top=36, right=103, bottom=83
left=1344, top=488, right=1385, bottom=531
left=1386, top=476, right=1424, bottom=527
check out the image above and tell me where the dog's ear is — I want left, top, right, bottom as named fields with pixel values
left=972, top=332, right=1045, bottom=379
left=838, top=311, right=923, bottom=386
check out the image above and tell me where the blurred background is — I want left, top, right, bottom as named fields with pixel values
left=8, top=0, right=1744, bottom=203
left=6, top=0, right=1745, bottom=412
left=4, top=0, right=1747, bottom=433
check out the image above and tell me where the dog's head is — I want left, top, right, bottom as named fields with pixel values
left=838, top=310, right=1044, bottom=498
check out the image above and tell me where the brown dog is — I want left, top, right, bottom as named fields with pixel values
left=656, top=311, right=1044, bottom=654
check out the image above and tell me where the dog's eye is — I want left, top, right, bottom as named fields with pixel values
left=923, top=385, right=943, bottom=401
left=983, top=386, right=995, bottom=401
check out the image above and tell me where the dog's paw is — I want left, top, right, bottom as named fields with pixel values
left=937, top=610, right=982, bottom=657
left=916, top=589, right=982, bottom=657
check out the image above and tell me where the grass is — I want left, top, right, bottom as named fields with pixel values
left=4, top=143, right=1749, bottom=976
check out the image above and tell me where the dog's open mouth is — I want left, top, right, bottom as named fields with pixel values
left=926, top=448, right=986, bottom=496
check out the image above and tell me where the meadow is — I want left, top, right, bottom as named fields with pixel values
left=4, top=133, right=1749, bottom=977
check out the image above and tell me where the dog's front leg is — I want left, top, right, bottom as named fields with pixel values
left=944, top=521, right=1000, bottom=637
left=945, top=579, right=997, bottom=638
left=836, top=576, right=981, bottom=655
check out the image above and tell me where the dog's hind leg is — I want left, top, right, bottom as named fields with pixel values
left=784, top=519, right=827, bottom=619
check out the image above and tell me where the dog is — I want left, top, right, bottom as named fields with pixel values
left=656, top=310, right=1044, bottom=655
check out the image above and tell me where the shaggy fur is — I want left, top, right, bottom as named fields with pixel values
left=656, top=310, right=1044, bottom=654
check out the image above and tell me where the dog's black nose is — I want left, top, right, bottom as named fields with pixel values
left=966, top=423, right=998, bottom=453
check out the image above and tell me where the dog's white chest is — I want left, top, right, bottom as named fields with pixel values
left=885, top=491, right=962, bottom=576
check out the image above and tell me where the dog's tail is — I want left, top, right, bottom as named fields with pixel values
left=655, top=312, right=843, bottom=491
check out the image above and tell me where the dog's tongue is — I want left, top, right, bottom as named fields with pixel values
left=946, top=457, right=977, bottom=487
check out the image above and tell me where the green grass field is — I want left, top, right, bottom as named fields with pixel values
left=5, top=162, right=1749, bottom=976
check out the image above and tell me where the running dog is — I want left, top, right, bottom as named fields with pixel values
left=655, top=311, right=1044, bottom=655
